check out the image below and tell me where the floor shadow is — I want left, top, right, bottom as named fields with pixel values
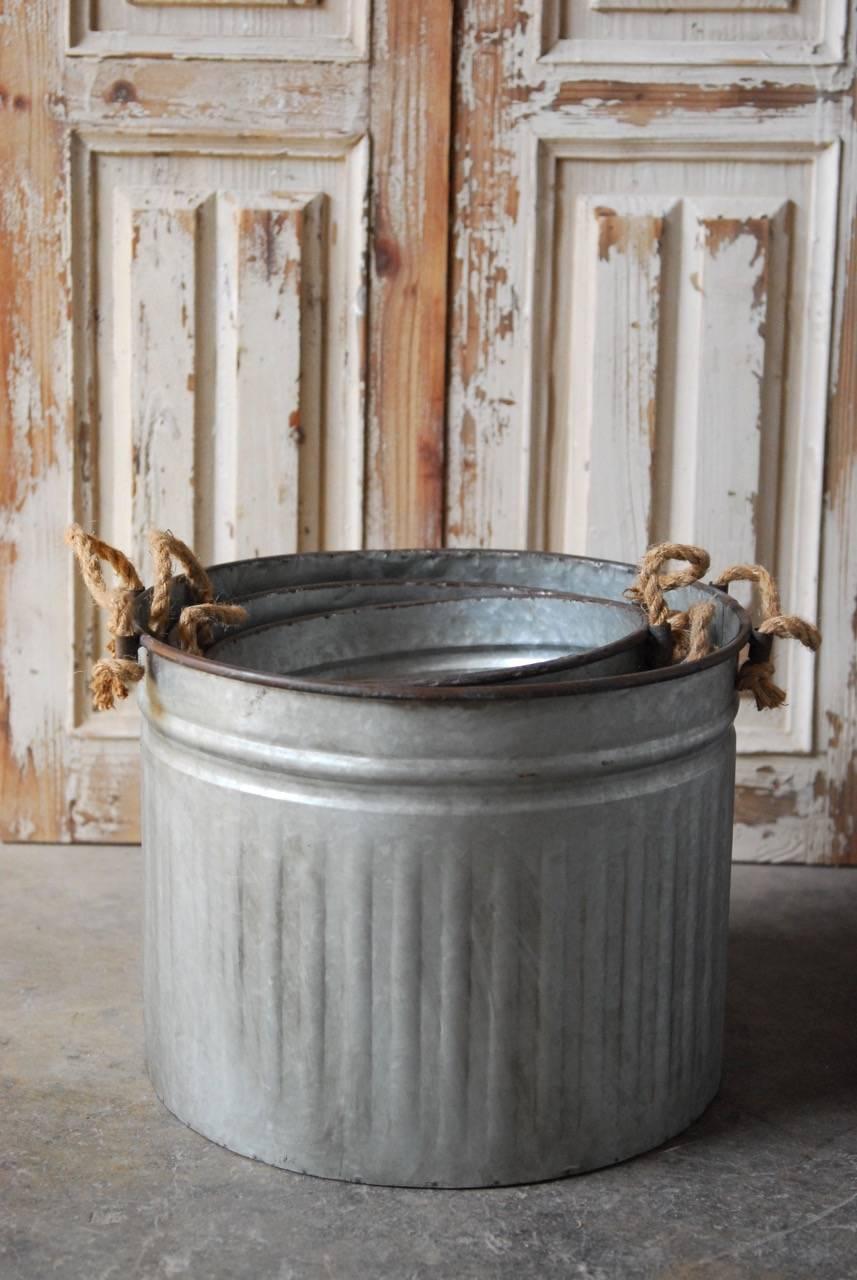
left=683, top=866, right=857, bottom=1147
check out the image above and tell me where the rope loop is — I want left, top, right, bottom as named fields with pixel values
left=713, top=563, right=820, bottom=710
left=627, top=542, right=714, bottom=662
left=67, top=525, right=247, bottom=709
left=65, top=525, right=146, bottom=711
left=178, top=603, right=249, bottom=657
left=147, top=529, right=216, bottom=638
left=67, top=529, right=820, bottom=715
left=627, top=542, right=710, bottom=626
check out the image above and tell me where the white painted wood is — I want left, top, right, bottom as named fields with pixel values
left=444, top=101, right=537, bottom=550
left=687, top=211, right=770, bottom=565
left=233, top=196, right=318, bottom=559
left=4, top=0, right=457, bottom=844
left=71, top=135, right=367, bottom=737
left=560, top=201, right=663, bottom=561
left=593, top=0, right=793, bottom=10
left=133, top=0, right=320, bottom=7
left=70, top=0, right=369, bottom=59
left=538, top=0, right=847, bottom=65
left=126, top=196, right=200, bottom=559
left=194, top=192, right=322, bottom=565
left=446, top=0, right=855, bottom=864
left=448, top=132, right=839, bottom=759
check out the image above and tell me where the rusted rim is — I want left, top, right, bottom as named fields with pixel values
left=140, top=549, right=752, bottom=702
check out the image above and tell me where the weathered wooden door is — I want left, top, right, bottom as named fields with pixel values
left=0, top=0, right=451, bottom=841
left=446, top=1, right=857, bottom=862
left=3, top=2, right=855, bottom=861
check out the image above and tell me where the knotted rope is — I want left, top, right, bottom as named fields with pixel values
left=69, top=527, right=819, bottom=713
left=65, top=525, right=146, bottom=711
left=147, top=529, right=247, bottom=655
left=67, top=526, right=247, bottom=709
left=177, top=602, right=249, bottom=658
left=626, top=542, right=716, bottom=663
left=684, top=599, right=716, bottom=664
left=147, top=529, right=217, bottom=638
left=628, top=541, right=821, bottom=707
left=713, top=563, right=821, bottom=710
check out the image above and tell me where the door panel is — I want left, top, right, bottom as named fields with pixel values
left=77, top=137, right=367, bottom=568
left=0, top=0, right=452, bottom=842
left=539, top=0, right=847, bottom=66
left=447, top=0, right=856, bottom=861
left=70, top=0, right=367, bottom=59
left=1, top=0, right=854, bottom=855
left=533, top=144, right=838, bottom=756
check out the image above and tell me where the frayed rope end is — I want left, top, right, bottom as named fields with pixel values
left=90, top=657, right=144, bottom=712
left=736, top=659, right=787, bottom=712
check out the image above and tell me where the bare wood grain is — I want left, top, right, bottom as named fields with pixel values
left=816, top=90, right=857, bottom=864
left=0, top=3, right=69, bottom=841
left=365, top=0, right=454, bottom=548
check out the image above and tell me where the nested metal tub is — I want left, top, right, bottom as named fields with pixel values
left=139, top=551, right=749, bottom=1188
left=205, top=592, right=649, bottom=685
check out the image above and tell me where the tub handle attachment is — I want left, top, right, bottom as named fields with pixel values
left=147, top=530, right=248, bottom=656
left=645, top=623, right=673, bottom=669
left=712, top=563, right=821, bottom=711
left=628, top=542, right=715, bottom=665
left=65, top=524, right=147, bottom=711
left=629, top=543, right=820, bottom=709
left=66, top=525, right=247, bottom=710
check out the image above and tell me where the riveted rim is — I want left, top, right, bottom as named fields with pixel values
left=140, top=549, right=752, bottom=702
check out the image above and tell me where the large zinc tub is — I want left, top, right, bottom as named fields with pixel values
left=138, top=551, right=749, bottom=1188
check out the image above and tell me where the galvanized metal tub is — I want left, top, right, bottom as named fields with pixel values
left=156, top=548, right=732, bottom=627
left=139, top=552, right=749, bottom=1188
left=206, top=592, right=649, bottom=686
left=165, top=577, right=555, bottom=645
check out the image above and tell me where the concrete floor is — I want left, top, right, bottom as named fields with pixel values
left=2, top=848, right=856, bottom=1280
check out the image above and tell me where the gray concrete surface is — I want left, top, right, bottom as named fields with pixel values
left=1, top=845, right=856, bottom=1280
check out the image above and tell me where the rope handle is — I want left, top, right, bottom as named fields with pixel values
left=66, top=526, right=247, bottom=710
left=626, top=542, right=716, bottom=664
left=627, top=543, right=821, bottom=709
left=178, top=602, right=250, bottom=657
left=67, top=529, right=820, bottom=713
left=712, top=563, right=821, bottom=710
